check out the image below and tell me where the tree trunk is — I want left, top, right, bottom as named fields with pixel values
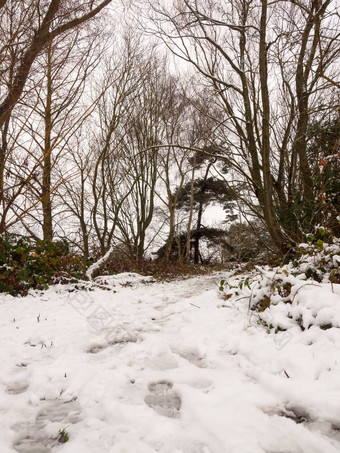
left=194, top=201, right=203, bottom=264
left=42, top=43, right=53, bottom=241
left=0, top=118, right=9, bottom=232
left=185, top=152, right=196, bottom=264
left=80, top=171, right=89, bottom=257
left=164, top=202, right=175, bottom=261
left=259, top=0, right=287, bottom=252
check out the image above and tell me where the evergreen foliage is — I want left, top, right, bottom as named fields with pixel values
left=0, top=235, right=88, bottom=295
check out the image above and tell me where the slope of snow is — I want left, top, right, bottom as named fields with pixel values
left=0, top=272, right=339, bottom=453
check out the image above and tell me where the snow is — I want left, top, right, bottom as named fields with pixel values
left=94, top=273, right=155, bottom=286
left=86, top=247, right=117, bottom=281
left=0, top=271, right=340, bottom=452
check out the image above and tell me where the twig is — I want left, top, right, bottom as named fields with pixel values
left=234, top=296, right=250, bottom=302
left=291, top=283, right=321, bottom=303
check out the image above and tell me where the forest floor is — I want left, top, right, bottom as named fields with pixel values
left=0, top=270, right=340, bottom=453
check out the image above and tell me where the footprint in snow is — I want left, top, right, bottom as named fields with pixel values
left=171, top=347, right=207, bottom=368
left=144, top=380, right=181, bottom=418
left=86, top=327, right=140, bottom=354
left=13, top=397, right=80, bottom=453
left=6, top=382, right=29, bottom=395
left=5, top=362, right=31, bottom=395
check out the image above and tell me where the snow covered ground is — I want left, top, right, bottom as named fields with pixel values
left=0, top=271, right=340, bottom=453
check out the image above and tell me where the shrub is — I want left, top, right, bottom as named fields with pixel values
left=223, top=221, right=275, bottom=263
left=292, top=228, right=340, bottom=284
left=91, top=254, right=219, bottom=281
left=218, top=233, right=340, bottom=333
left=0, top=234, right=88, bottom=296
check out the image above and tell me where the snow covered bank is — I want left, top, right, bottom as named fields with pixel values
left=0, top=269, right=339, bottom=452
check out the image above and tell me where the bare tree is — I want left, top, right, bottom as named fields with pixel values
left=114, top=57, right=166, bottom=260
left=156, top=98, right=193, bottom=262
left=87, top=37, right=143, bottom=255
left=0, top=0, right=113, bottom=126
left=0, top=0, right=114, bottom=230
left=147, top=0, right=340, bottom=251
left=87, top=51, right=197, bottom=262
left=58, top=131, right=93, bottom=256
left=18, top=27, right=100, bottom=241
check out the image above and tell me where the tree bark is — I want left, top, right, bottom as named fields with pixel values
left=42, top=42, right=53, bottom=241
left=185, top=152, right=196, bottom=264
left=258, top=0, right=287, bottom=251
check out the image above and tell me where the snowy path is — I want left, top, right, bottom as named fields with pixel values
left=0, top=273, right=340, bottom=452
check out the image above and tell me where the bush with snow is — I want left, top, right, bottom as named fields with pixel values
left=219, top=237, right=340, bottom=334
